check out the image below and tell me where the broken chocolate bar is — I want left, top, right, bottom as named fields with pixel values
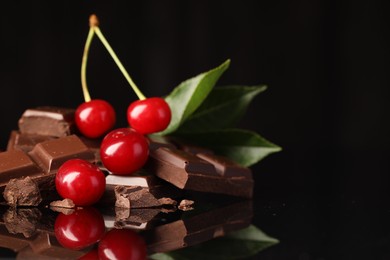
left=7, top=131, right=56, bottom=153
left=0, top=150, right=43, bottom=186
left=18, top=107, right=76, bottom=137
left=28, top=135, right=94, bottom=173
left=147, top=147, right=253, bottom=198
left=100, top=172, right=182, bottom=208
left=1, top=135, right=95, bottom=204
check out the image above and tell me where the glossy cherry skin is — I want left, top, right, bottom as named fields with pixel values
left=98, top=229, right=147, bottom=260
left=127, top=97, right=171, bottom=134
left=100, top=128, right=149, bottom=175
left=55, top=159, right=106, bottom=206
left=54, top=207, right=105, bottom=250
left=76, top=99, right=116, bottom=138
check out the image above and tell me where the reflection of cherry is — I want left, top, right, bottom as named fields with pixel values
left=127, top=97, right=171, bottom=134
left=100, top=128, right=149, bottom=175
left=55, top=159, right=106, bottom=206
left=98, top=229, right=146, bottom=260
left=54, top=207, right=105, bottom=250
left=75, top=99, right=116, bottom=138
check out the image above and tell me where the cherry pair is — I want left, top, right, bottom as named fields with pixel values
left=75, top=14, right=171, bottom=175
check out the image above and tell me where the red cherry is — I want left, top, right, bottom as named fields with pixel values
left=127, top=97, right=171, bottom=134
left=54, top=207, right=105, bottom=250
left=98, top=229, right=146, bottom=260
left=55, top=159, right=106, bottom=206
left=76, top=99, right=116, bottom=138
left=100, top=128, right=149, bottom=175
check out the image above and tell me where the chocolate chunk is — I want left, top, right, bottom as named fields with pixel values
left=196, top=152, right=252, bottom=178
left=28, top=135, right=95, bottom=173
left=103, top=208, right=161, bottom=230
left=18, top=107, right=76, bottom=137
left=50, top=198, right=75, bottom=209
left=3, top=176, right=42, bottom=207
left=0, top=150, right=43, bottom=186
left=7, top=131, right=56, bottom=153
left=178, top=199, right=194, bottom=211
left=147, top=148, right=253, bottom=198
left=114, top=186, right=162, bottom=209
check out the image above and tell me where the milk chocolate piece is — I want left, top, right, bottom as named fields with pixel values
left=196, top=152, right=252, bottom=178
left=3, top=177, right=42, bottom=207
left=147, top=148, right=253, bottom=198
left=7, top=131, right=56, bottom=153
left=49, top=198, right=75, bottom=209
left=28, top=135, right=94, bottom=173
left=18, top=107, right=76, bottom=137
left=0, top=150, right=43, bottom=185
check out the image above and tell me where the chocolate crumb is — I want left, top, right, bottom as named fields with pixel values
left=158, top=197, right=177, bottom=206
left=3, top=176, right=42, bottom=207
left=50, top=198, right=75, bottom=210
left=178, top=199, right=195, bottom=211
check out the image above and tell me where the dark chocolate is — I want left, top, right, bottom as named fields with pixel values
left=147, top=147, right=253, bottom=198
left=28, top=135, right=95, bottom=173
left=18, top=107, right=76, bottom=137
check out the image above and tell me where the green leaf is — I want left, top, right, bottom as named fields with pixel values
left=177, top=85, right=267, bottom=133
left=160, top=59, right=230, bottom=135
left=176, top=129, right=281, bottom=167
left=149, top=225, right=279, bottom=260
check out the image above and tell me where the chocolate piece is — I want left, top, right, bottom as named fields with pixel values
left=178, top=199, right=194, bottom=211
left=196, top=152, right=252, bottom=178
left=147, top=148, right=253, bottom=198
left=28, top=135, right=95, bottom=173
left=114, top=186, right=162, bottom=209
left=3, top=177, right=42, bottom=207
left=0, top=150, right=43, bottom=185
left=101, top=172, right=182, bottom=208
left=79, top=136, right=102, bottom=164
left=49, top=198, right=75, bottom=209
left=18, top=106, right=76, bottom=137
left=6, top=131, right=56, bottom=153
left=145, top=200, right=253, bottom=254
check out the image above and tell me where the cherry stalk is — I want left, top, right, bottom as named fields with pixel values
left=76, top=15, right=116, bottom=139
left=90, top=14, right=171, bottom=135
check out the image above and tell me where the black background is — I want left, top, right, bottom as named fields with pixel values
left=1, top=1, right=390, bottom=259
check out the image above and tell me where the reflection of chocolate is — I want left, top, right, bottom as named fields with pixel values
left=3, top=208, right=42, bottom=238
left=18, top=107, right=76, bottom=137
left=144, top=200, right=253, bottom=254
left=147, top=147, right=254, bottom=198
left=3, top=177, right=42, bottom=207
left=103, top=207, right=162, bottom=230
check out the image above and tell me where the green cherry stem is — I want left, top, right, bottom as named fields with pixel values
left=90, top=15, right=146, bottom=100
left=80, top=25, right=95, bottom=103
